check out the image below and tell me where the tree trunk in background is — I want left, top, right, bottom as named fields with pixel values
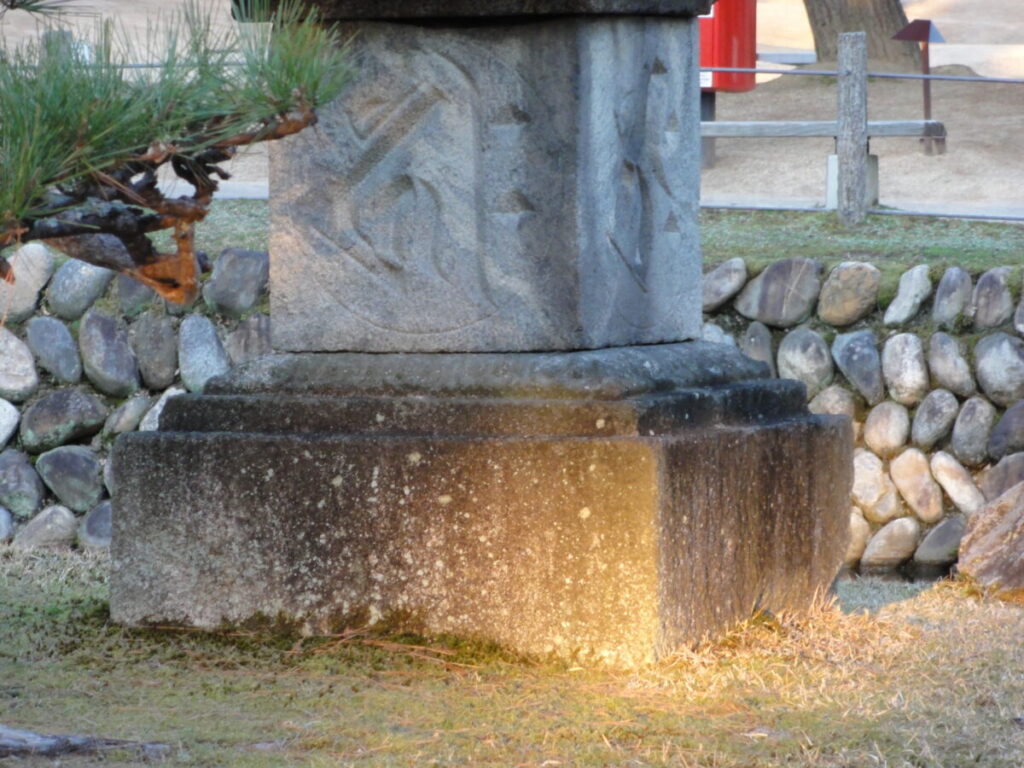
left=803, top=0, right=920, bottom=68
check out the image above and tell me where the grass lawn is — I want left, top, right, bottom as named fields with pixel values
left=2, top=550, right=1023, bottom=767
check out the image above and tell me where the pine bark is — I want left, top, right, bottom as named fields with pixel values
left=803, top=0, right=920, bottom=68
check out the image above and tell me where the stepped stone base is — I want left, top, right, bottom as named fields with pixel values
left=110, top=343, right=852, bottom=667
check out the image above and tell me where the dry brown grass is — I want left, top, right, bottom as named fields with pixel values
left=2, top=549, right=1023, bottom=767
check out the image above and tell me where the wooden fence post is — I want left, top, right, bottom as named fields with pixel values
left=837, top=32, right=868, bottom=226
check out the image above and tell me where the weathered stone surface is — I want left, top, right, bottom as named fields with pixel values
left=861, top=517, right=920, bottom=570
left=989, top=401, right=1024, bottom=460
left=129, top=314, right=178, bottom=391
left=932, top=266, right=972, bottom=330
left=139, top=387, right=186, bottom=432
left=0, top=328, right=39, bottom=403
left=700, top=322, right=735, bottom=347
left=845, top=508, right=871, bottom=567
left=224, top=314, right=272, bottom=366
left=0, top=243, right=54, bottom=322
left=12, top=505, right=77, bottom=551
left=959, top=483, right=1024, bottom=602
left=914, top=515, right=965, bottom=567
left=951, top=396, right=996, bottom=468
left=117, top=275, right=156, bottom=317
left=734, top=258, right=822, bottom=328
left=203, top=248, right=269, bottom=317
left=974, top=332, right=1024, bottom=407
left=0, top=399, right=18, bottom=451
left=178, top=316, right=230, bottom=393
left=930, top=451, right=985, bottom=516
left=45, top=260, right=114, bottom=320
left=851, top=448, right=904, bottom=524
left=817, top=261, right=879, bottom=326
left=971, top=266, right=1015, bottom=331
left=863, top=401, right=909, bottom=458
left=979, top=453, right=1024, bottom=502
left=35, top=445, right=104, bottom=513
left=882, top=333, right=928, bottom=406
left=271, top=19, right=702, bottom=352
left=927, top=332, right=975, bottom=398
left=79, top=309, right=140, bottom=397
left=702, top=257, right=747, bottom=312
left=0, top=450, right=44, bottom=519
left=0, top=507, right=11, bottom=543
left=79, top=500, right=112, bottom=551
left=889, top=448, right=943, bottom=524
left=25, top=316, right=81, bottom=384
left=102, top=395, right=152, bottom=437
left=883, top=265, right=931, bottom=326
left=1014, top=296, right=1024, bottom=338
left=292, top=0, right=716, bottom=19
left=809, top=384, right=858, bottom=420
left=776, top=327, right=832, bottom=399
left=831, top=330, right=884, bottom=405
left=911, top=388, right=958, bottom=450
left=19, top=388, right=109, bottom=454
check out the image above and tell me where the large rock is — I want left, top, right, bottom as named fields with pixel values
left=25, top=316, right=82, bottom=384
left=860, top=517, right=920, bottom=570
left=971, top=266, right=1015, bottom=331
left=0, top=399, right=19, bottom=450
left=989, top=401, right=1024, bottom=461
left=974, top=332, right=1024, bottom=407
left=35, top=445, right=104, bottom=513
left=930, top=451, right=985, bottom=516
left=809, top=384, right=858, bottom=421
left=734, top=258, right=822, bottom=328
left=117, top=275, right=156, bottom=317
left=45, top=260, right=114, bottom=320
left=889, top=447, right=943, bottom=524
left=979, top=452, right=1024, bottom=502
left=224, top=314, right=272, bottom=367
left=931, top=266, right=972, bottom=330
left=881, top=333, right=928, bottom=406
left=863, top=401, right=909, bottom=458
left=951, top=396, right=996, bottom=468
left=702, top=257, right=747, bottom=313
left=883, top=265, right=931, bottom=326
left=845, top=508, right=871, bottom=567
left=0, top=449, right=44, bottom=519
left=927, top=332, right=975, bottom=398
left=816, top=261, right=879, bottom=326
left=0, top=328, right=39, bottom=403
left=911, top=388, right=958, bottom=450
left=12, top=505, right=77, bottom=551
left=1014, top=296, right=1024, bottom=338
left=129, top=314, right=178, bottom=391
left=832, top=330, right=884, bottom=405
left=19, top=388, right=109, bottom=454
left=959, top=483, right=1024, bottom=602
left=776, top=327, right=832, bottom=399
left=178, top=316, right=230, bottom=393
left=851, top=448, right=904, bottom=524
left=202, top=248, right=270, bottom=317
left=0, top=243, right=55, bottom=322
left=0, top=507, right=11, bottom=543
left=79, top=500, right=112, bottom=551
left=79, top=309, right=140, bottom=397
left=914, top=515, right=965, bottom=567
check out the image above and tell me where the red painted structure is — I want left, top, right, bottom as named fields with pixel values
left=699, top=0, right=757, bottom=93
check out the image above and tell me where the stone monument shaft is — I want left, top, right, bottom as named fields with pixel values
left=271, top=4, right=706, bottom=352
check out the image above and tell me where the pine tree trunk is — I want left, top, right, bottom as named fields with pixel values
left=803, top=0, right=920, bottom=68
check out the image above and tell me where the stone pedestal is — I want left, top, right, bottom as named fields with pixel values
left=112, top=344, right=851, bottom=667
left=110, top=0, right=854, bottom=667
